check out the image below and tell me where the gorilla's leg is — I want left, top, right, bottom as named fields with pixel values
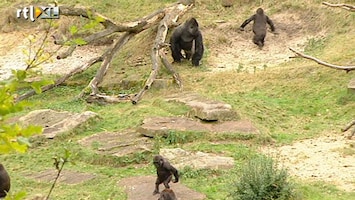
left=171, top=42, right=184, bottom=62
left=163, top=175, right=172, bottom=189
left=253, top=34, right=265, bottom=48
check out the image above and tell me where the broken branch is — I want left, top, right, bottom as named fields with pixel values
left=16, top=56, right=103, bottom=102
left=341, top=120, right=355, bottom=139
left=322, top=2, right=355, bottom=12
left=289, top=47, right=355, bottom=72
left=131, top=2, right=193, bottom=104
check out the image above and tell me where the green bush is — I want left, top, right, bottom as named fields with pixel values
left=230, top=155, right=298, bottom=200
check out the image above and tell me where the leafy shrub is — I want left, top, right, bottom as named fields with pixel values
left=230, top=155, right=298, bottom=200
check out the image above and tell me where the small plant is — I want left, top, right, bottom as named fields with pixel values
left=46, top=148, right=73, bottom=200
left=230, top=155, right=298, bottom=200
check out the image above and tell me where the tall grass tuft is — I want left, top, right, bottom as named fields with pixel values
left=230, top=155, right=298, bottom=200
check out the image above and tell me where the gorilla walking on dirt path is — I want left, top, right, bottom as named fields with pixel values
left=239, top=8, right=275, bottom=48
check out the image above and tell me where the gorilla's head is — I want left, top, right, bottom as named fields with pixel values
left=186, top=18, right=199, bottom=36
left=256, top=8, right=264, bottom=15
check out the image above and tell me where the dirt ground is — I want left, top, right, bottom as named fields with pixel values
left=0, top=11, right=354, bottom=193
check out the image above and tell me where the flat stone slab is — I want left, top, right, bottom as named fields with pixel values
left=18, top=109, right=98, bottom=139
left=78, top=130, right=153, bottom=157
left=160, top=148, right=235, bottom=170
left=138, top=116, right=258, bottom=137
left=166, top=92, right=239, bottom=121
left=27, top=169, right=96, bottom=185
left=118, top=175, right=206, bottom=200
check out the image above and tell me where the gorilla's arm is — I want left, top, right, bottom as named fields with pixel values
left=239, top=15, right=256, bottom=30
left=163, top=162, right=179, bottom=182
left=266, top=16, right=275, bottom=32
left=192, top=33, right=204, bottom=66
left=170, top=29, right=184, bottom=62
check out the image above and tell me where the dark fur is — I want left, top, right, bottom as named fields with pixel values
left=158, top=188, right=177, bottom=200
left=170, top=18, right=204, bottom=66
left=240, top=8, right=275, bottom=48
left=153, top=155, right=179, bottom=195
left=0, top=164, right=10, bottom=198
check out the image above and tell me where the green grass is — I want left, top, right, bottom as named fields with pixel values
left=1, top=0, right=355, bottom=199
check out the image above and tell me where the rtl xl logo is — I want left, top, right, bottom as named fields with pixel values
left=16, top=6, right=60, bottom=22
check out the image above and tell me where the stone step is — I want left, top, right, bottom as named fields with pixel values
left=78, top=130, right=153, bottom=157
left=27, top=169, right=96, bottom=185
left=18, top=109, right=98, bottom=139
left=138, top=116, right=258, bottom=138
left=166, top=92, right=239, bottom=121
left=160, top=148, right=235, bottom=170
left=118, top=176, right=206, bottom=200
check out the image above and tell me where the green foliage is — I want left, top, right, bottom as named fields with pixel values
left=0, top=70, right=45, bottom=154
left=4, top=191, right=27, bottom=200
left=230, top=156, right=297, bottom=200
left=165, top=130, right=204, bottom=145
left=46, top=148, right=73, bottom=200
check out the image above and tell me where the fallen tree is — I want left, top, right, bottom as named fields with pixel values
left=17, top=0, right=194, bottom=104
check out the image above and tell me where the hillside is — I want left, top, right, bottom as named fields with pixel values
left=0, top=0, right=355, bottom=200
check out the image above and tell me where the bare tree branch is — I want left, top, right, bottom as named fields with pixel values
left=17, top=1, right=193, bottom=103
left=16, top=56, right=103, bottom=102
left=289, top=47, right=355, bottom=72
left=322, top=2, right=355, bottom=12
left=87, top=32, right=135, bottom=96
left=131, top=3, right=193, bottom=104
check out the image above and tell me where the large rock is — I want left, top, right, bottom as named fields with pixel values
left=166, top=92, right=239, bottom=121
left=18, top=109, right=98, bottom=139
left=78, top=130, right=153, bottom=157
left=138, top=116, right=258, bottom=137
left=118, top=176, right=206, bottom=200
left=160, top=148, right=235, bottom=170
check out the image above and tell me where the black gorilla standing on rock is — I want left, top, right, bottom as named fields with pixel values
left=170, top=18, right=204, bottom=66
left=239, top=8, right=275, bottom=48
left=152, top=155, right=179, bottom=195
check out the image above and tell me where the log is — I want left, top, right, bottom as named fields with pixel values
left=160, top=49, right=183, bottom=89
left=289, top=47, right=355, bottom=72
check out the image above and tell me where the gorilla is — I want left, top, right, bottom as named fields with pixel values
left=0, top=164, right=10, bottom=198
left=239, top=8, right=275, bottom=48
left=158, top=188, right=177, bottom=200
left=170, top=18, right=204, bottom=66
left=152, top=155, right=179, bottom=195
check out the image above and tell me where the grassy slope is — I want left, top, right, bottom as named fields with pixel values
left=1, top=0, right=355, bottom=199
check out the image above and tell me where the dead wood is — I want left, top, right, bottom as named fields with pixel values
left=56, top=6, right=164, bottom=59
left=16, top=1, right=192, bottom=103
left=341, top=120, right=355, bottom=139
left=289, top=47, right=355, bottom=72
left=86, top=32, right=135, bottom=96
left=131, top=3, right=193, bottom=104
left=15, top=56, right=103, bottom=102
left=86, top=93, right=134, bottom=104
left=160, top=50, right=183, bottom=89
left=322, top=2, right=355, bottom=12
